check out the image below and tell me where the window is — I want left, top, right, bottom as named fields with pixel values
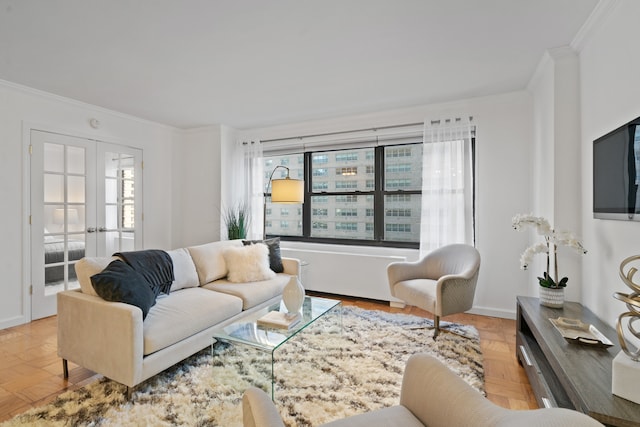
left=313, top=181, right=329, bottom=191
left=263, top=153, right=304, bottom=237
left=335, top=208, right=357, bottom=217
left=335, top=153, right=358, bottom=161
left=386, top=163, right=411, bottom=173
left=386, top=208, right=412, bottom=217
left=337, top=167, right=357, bottom=176
left=336, top=195, right=357, bottom=203
left=386, top=223, right=411, bottom=232
left=263, top=134, right=474, bottom=248
left=313, top=154, right=328, bottom=164
left=264, top=145, right=422, bottom=245
left=335, top=181, right=358, bottom=190
left=335, top=222, right=358, bottom=231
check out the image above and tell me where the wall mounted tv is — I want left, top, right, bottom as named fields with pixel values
left=593, top=116, right=640, bottom=220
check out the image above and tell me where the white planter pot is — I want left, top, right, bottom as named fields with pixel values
left=539, top=287, right=564, bottom=308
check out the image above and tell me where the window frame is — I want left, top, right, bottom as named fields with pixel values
left=266, top=144, right=426, bottom=248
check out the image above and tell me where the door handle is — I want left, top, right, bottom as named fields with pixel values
left=98, top=227, right=107, bottom=232
left=87, top=227, right=96, bottom=233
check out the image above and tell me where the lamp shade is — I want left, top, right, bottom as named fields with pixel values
left=271, top=178, right=304, bottom=203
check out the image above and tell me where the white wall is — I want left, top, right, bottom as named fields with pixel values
left=528, top=48, right=583, bottom=302
left=579, top=0, right=640, bottom=328
left=0, top=81, right=178, bottom=329
left=234, top=91, right=534, bottom=318
left=171, top=126, right=223, bottom=249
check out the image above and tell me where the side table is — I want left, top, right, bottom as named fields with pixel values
left=516, top=296, right=640, bottom=427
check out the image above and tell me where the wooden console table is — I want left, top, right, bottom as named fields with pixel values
left=516, top=296, right=640, bottom=427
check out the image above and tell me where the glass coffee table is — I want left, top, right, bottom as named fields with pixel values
left=212, top=295, right=341, bottom=398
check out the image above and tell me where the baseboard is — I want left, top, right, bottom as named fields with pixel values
left=467, top=306, right=516, bottom=320
left=0, top=315, right=28, bottom=330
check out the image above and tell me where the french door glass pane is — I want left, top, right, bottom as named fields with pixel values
left=67, top=146, right=85, bottom=174
left=44, top=143, right=64, bottom=173
left=105, top=177, right=117, bottom=204
left=105, top=205, right=118, bottom=229
left=44, top=174, right=64, bottom=203
left=67, top=176, right=85, bottom=203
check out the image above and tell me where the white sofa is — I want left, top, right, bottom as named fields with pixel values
left=57, top=239, right=300, bottom=396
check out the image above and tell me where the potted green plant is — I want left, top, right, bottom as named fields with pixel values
left=224, top=203, right=250, bottom=240
left=512, top=214, right=587, bottom=307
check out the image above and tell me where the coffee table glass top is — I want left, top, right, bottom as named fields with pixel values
left=212, top=296, right=341, bottom=352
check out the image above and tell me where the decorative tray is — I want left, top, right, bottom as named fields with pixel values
left=549, top=317, right=614, bottom=348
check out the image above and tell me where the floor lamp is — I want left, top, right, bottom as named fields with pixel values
left=264, top=165, right=304, bottom=239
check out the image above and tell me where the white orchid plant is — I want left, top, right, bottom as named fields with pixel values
left=512, top=214, right=587, bottom=289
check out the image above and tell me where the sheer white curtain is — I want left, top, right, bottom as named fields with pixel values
left=231, top=140, right=264, bottom=240
left=420, top=119, right=474, bottom=256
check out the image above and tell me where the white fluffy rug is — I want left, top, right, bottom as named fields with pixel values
left=3, top=307, right=484, bottom=427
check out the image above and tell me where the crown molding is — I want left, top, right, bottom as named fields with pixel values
left=0, top=78, right=177, bottom=132
left=571, top=0, right=621, bottom=52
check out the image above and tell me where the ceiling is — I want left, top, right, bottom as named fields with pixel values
left=0, top=0, right=600, bottom=130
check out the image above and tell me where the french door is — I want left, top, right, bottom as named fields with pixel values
left=30, top=130, right=142, bottom=319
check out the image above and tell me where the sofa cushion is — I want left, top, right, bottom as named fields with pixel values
left=167, top=248, right=199, bottom=292
left=143, top=287, right=243, bottom=355
left=242, top=237, right=284, bottom=273
left=75, top=256, right=119, bottom=297
left=90, top=259, right=157, bottom=320
left=187, top=240, right=243, bottom=285
left=203, top=273, right=290, bottom=310
left=223, top=243, right=276, bottom=283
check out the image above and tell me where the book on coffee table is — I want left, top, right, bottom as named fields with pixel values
left=257, top=311, right=302, bottom=330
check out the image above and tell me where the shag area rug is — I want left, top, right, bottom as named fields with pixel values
left=3, top=307, right=484, bottom=427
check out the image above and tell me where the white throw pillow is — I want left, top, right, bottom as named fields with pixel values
left=187, top=240, right=243, bottom=285
left=167, top=248, right=199, bottom=292
left=222, top=243, right=276, bottom=283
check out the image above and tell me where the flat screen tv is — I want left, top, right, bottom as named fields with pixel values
left=593, top=116, right=640, bottom=220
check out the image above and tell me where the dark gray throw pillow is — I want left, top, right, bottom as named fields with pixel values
left=90, top=259, right=156, bottom=319
left=242, top=237, right=284, bottom=273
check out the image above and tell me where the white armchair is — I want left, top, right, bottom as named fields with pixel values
left=242, top=353, right=603, bottom=427
left=387, top=244, right=481, bottom=338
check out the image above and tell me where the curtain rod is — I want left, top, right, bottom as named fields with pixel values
left=260, top=122, right=425, bottom=144
left=260, top=116, right=474, bottom=144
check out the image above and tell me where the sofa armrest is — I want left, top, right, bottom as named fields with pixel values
left=57, top=290, right=144, bottom=387
left=281, top=257, right=301, bottom=277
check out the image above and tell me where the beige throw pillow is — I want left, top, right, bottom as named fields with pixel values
left=223, top=243, right=276, bottom=283
left=187, top=240, right=243, bottom=285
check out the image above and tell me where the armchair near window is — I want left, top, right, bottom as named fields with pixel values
left=387, top=244, right=481, bottom=338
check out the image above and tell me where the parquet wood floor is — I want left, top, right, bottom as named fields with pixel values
left=0, top=294, right=536, bottom=422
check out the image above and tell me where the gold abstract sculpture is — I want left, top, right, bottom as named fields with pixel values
left=615, top=255, right=640, bottom=361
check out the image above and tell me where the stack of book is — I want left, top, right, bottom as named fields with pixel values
left=257, top=311, right=302, bottom=330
